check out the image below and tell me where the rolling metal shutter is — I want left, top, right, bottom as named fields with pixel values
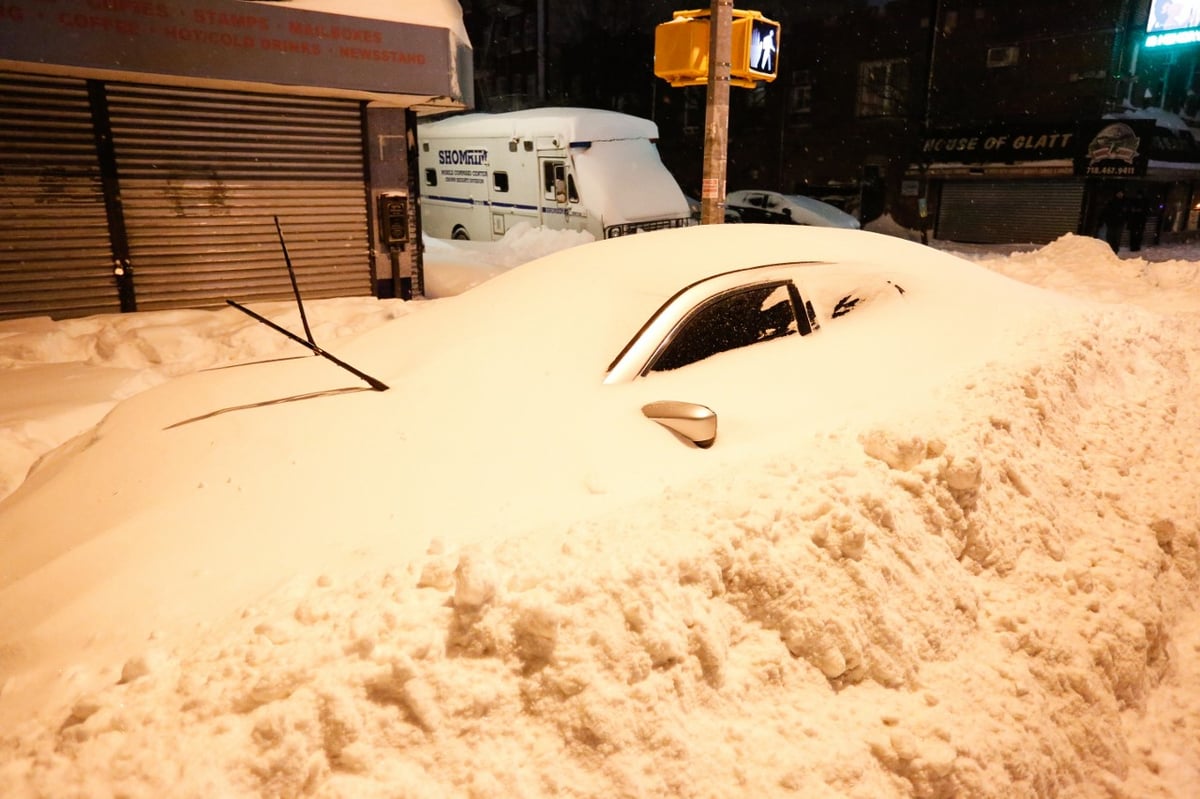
left=0, top=73, right=119, bottom=321
left=936, top=180, right=1085, bottom=245
left=104, top=84, right=371, bottom=311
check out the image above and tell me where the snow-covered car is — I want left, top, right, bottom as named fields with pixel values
left=726, top=189, right=862, bottom=229
left=0, top=223, right=1058, bottom=705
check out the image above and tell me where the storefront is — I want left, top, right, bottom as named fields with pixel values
left=908, top=118, right=1200, bottom=247
left=0, top=0, right=472, bottom=321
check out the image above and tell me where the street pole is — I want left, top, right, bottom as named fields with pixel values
left=921, top=0, right=942, bottom=245
left=537, top=0, right=546, bottom=103
left=700, top=0, right=733, bottom=225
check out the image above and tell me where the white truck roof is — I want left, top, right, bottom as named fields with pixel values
left=419, top=107, right=660, bottom=144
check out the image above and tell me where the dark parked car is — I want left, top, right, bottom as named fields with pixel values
left=726, top=190, right=861, bottom=229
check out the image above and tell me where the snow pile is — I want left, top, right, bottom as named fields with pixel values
left=0, top=298, right=405, bottom=504
left=0, top=298, right=406, bottom=374
left=0, top=226, right=1198, bottom=797
left=2, top=298, right=1198, bottom=798
left=864, top=213, right=925, bottom=241
left=423, top=222, right=594, bottom=297
left=955, top=233, right=1200, bottom=315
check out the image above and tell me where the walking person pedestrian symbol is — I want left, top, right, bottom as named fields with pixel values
left=750, top=19, right=779, bottom=77
left=757, top=30, right=775, bottom=71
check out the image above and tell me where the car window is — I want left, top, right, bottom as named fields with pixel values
left=801, top=276, right=907, bottom=325
left=650, top=283, right=799, bottom=373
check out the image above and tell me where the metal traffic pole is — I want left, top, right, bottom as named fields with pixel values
left=700, top=0, right=733, bottom=225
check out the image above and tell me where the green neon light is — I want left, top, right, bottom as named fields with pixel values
left=1146, top=28, right=1200, bottom=47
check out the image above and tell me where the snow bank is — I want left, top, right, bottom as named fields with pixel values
left=423, top=222, right=594, bottom=298
left=2, top=301, right=1197, bottom=798
left=0, top=299, right=405, bottom=503
left=1, top=225, right=1198, bottom=798
left=955, top=233, right=1200, bottom=316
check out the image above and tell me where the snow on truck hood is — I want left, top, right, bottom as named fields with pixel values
left=570, top=139, right=690, bottom=224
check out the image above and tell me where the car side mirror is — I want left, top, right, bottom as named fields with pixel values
left=642, top=400, right=717, bottom=449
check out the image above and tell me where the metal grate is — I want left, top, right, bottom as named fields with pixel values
left=105, top=83, right=372, bottom=310
left=0, top=72, right=119, bottom=321
left=937, top=179, right=1085, bottom=245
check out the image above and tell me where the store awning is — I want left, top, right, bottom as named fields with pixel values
left=0, top=0, right=473, bottom=112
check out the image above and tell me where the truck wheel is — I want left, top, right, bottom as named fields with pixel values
left=452, top=226, right=470, bottom=241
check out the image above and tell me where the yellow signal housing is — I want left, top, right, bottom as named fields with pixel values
left=654, top=8, right=781, bottom=88
left=654, top=11, right=712, bottom=88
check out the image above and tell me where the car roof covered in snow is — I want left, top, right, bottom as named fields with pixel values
left=344, top=223, right=1049, bottom=389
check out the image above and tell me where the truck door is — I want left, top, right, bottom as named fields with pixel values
left=539, top=157, right=578, bottom=232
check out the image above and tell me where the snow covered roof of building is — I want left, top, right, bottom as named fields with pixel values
left=245, top=0, right=469, bottom=43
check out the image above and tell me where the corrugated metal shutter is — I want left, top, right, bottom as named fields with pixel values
left=105, top=84, right=371, bottom=310
left=937, top=180, right=1085, bottom=245
left=0, top=73, right=119, bottom=321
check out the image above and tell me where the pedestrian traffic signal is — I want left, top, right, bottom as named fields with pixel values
left=654, top=9, right=781, bottom=88
left=740, top=16, right=780, bottom=80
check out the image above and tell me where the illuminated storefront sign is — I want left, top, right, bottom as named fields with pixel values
left=0, top=0, right=468, bottom=101
left=1145, top=0, right=1200, bottom=48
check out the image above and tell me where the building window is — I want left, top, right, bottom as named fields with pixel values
left=856, top=58, right=909, bottom=118
left=523, top=12, right=537, bottom=52
left=494, top=16, right=511, bottom=52
left=789, top=70, right=813, bottom=118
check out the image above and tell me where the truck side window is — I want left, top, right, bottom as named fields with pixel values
left=493, top=171, right=509, bottom=192
left=424, top=168, right=437, bottom=187
left=567, top=174, right=579, bottom=203
left=543, top=161, right=568, bottom=203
